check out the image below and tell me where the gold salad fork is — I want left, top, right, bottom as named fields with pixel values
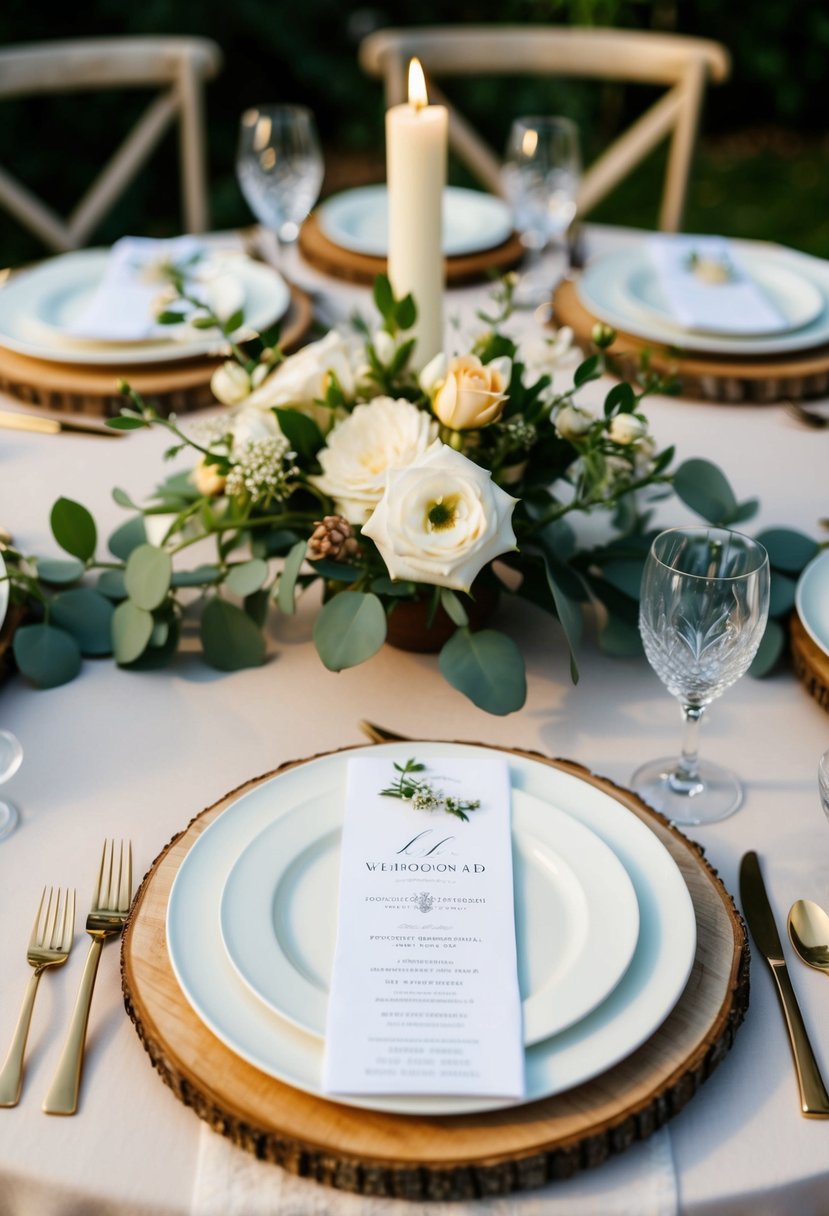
left=0, top=886, right=76, bottom=1106
left=42, top=839, right=132, bottom=1116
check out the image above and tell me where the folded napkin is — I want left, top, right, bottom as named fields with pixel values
left=64, top=236, right=245, bottom=342
left=191, top=1124, right=678, bottom=1216
left=646, top=235, right=784, bottom=335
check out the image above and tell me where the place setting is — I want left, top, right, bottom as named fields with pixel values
left=790, top=546, right=829, bottom=713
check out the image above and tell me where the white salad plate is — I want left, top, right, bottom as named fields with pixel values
left=796, top=551, right=829, bottom=659
left=318, top=185, right=513, bottom=257
left=578, top=245, right=829, bottom=355
left=167, top=743, right=697, bottom=1117
left=0, top=248, right=291, bottom=365
left=219, top=788, right=640, bottom=1048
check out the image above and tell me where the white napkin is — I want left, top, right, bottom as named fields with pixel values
left=646, top=235, right=784, bottom=334
left=191, top=1123, right=678, bottom=1216
left=64, top=236, right=245, bottom=342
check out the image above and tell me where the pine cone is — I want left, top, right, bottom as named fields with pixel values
left=308, top=515, right=361, bottom=561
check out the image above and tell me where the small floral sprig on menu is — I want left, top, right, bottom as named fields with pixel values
left=379, top=759, right=481, bottom=823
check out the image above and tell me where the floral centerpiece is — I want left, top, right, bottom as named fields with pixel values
left=4, top=271, right=783, bottom=714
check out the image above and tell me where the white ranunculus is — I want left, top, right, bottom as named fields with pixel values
left=520, top=327, right=577, bottom=382
left=311, top=397, right=437, bottom=523
left=230, top=405, right=281, bottom=449
left=555, top=404, right=595, bottom=441
left=608, top=413, right=648, bottom=445
left=362, top=442, right=518, bottom=592
left=430, top=354, right=511, bottom=430
left=243, top=330, right=361, bottom=432
left=211, top=360, right=251, bottom=406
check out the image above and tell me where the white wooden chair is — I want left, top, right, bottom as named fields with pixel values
left=359, top=26, right=730, bottom=232
left=0, top=37, right=222, bottom=252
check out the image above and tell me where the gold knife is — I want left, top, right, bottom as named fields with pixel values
left=739, top=850, right=829, bottom=1116
left=0, top=409, right=123, bottom=438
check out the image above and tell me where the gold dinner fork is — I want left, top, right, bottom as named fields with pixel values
left=0, top=886, right=76, bottom=1106
left=42, top=839, right=133, bottom=1116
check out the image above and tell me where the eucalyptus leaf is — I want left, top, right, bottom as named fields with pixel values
left=438, top=628, right=526, bottom=715
left=598, top=613, right=643, bottom=657
left=440, top=588, right=469, bottom=628
left=171, top=564, right=222, bottom=588
left=112, top=487, right=138, bottom=509
left=308, top=557, right=362, bottom=583
left=121, top=612, right=180, bottom=670
left=543, top=556, right=582, bottom=684
left=112, top=601, right=154, bottom=664
left=755, top=527, right=819, bottom=573
left=50, top=497, right=96, bottom=561
left=769, top=571, right=798, bottom=617
left=96, top=569, right=127, bottom=600
left=277, top=540, right=308, bottom=615
left=313, top=591, right=386, bottom=670
left=36, top=557, right=85, bottom=586
left=600, top=558, right=645, bottom=600
left=108, top=515, right=147, bottom=561
left=370, top=577, right=417, bottom=598
left=13, top=623, right=82, bottom=688
left=244, top=588, right=270, bottom=627
left=200, top=597, right=267, bottom=671
left=672, top=459, right=737, bottom=525
left=124, top=545, right=172, bottom=611
left=51, top=588, right=114, bottom=656
left=227, top=558, right=269, bottom=598
left=749, top=619, right=785, bottom=677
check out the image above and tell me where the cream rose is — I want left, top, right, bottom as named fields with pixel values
left=243, top=330, right=361, bottom=432
left=311, top=397, right=438, bottom=523
left=362, top=442, right=517, bottom=592
left=426, top=353, right=511, bottom=430
left=608, top=413, right=648, bottom=445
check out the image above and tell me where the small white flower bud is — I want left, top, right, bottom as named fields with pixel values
left=418, top=351, right=447, bottom=396
left=555, top=404, right=595, bottom=441
left=211, top=361, right=251, bottom=406
left=372, top=329, right=396, bottom=365
left=609, top=414, right=648, bottom=445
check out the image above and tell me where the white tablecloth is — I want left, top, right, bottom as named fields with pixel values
left=1, top=226, right=829, bottom=1216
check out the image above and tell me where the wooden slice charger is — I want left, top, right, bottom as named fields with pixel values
left=0, top=284, right=313, bottom=418
left=790, top=611, right=829, bottom=712
left=121, top=744, right=748, bottom=1200
left=299, top=210, right=525, bottom=286
left=553, top=277, right=829, bottom=404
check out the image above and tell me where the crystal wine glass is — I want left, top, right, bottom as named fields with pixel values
left=0, top=729, right=22, bottom=841
left=632, top=526, right=770, bottom=824
left=236, top=104, right=324, bottom=248
left=501, top=115, right=581, bottom=305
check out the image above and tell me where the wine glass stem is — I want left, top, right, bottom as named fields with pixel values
left=671, top=703, right=706, bottom=794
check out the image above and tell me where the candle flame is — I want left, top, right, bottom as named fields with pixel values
left=408, top=58, right=428, bottom=111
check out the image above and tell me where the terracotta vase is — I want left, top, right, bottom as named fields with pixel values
left=384, top=582, right=500, bottom=654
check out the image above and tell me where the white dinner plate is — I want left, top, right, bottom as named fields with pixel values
left=0, top=249, right=291, bottom=365
left=796, top=551, right=829, bottom=659
left=318, top=185, right=513, bottom=257
left=578, top=244, right=829, bottom=355
left=219, top=789, right=640, bottom=1048
left=167, top=743, right=696, bottom=1117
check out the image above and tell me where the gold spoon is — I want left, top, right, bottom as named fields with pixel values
left=788, top=899, right=829, bottom=974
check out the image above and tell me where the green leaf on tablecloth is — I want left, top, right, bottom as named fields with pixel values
left=124, top=545, right=172, bottom=611
left=108, top=515, right=147, bottom=561
left=755, top=527, right=819, bottom=574
left=749, top=618, right=785, bottom=677
left=51, top=588, right=114, bottom=656
left=121, top=610, right=180, bottom=670
left=440, top=588, right=469, bottom=628
left=200, top=597, right=267, bottom=670
left=13, top=623, right=82, bottom=688
left=112, top=600, right=154, bottom=664
left=769, top=571, right=798, bottom=617
left=274, top=408, right=325, bottom=460
left=36, top=557, right=85, bottom=586
left=439, top=628, right=526, bottom=715
left=50, top=498, right=96, bottom=561
left=227, top=558, right=269, bottom=598
left=96, top=569, right=127, bottom=601
left=277, top=540, right=308, bottom=615
left=170, top=565, right=222, bottom=588
left=244, top=589, right=270, bottom=627
left=598, top=612, right=643, bottom=657
left=313, top=591, right=386, bottom=670
left=673, top=459, right=738, bottom=525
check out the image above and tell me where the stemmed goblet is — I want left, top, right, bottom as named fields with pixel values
left=501, top=115, right=581, bottom=306
left=0, top=729, right=22, bottom=841
left=632, top=526, right=770, bottom=824
left=236, top=104, right=324, bottom=252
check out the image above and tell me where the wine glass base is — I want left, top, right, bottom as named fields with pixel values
left=0, top=800, right=19, bottom=842
left=630, top=756, right=743, bottom=825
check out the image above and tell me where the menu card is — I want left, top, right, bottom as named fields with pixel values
left=323, top=754, right=524, bottom=1098
left=647, top=234, right=784, bottom=333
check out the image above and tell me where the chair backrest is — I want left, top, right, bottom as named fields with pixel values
left=359, top=26, right=730, bottom=232
left=0, top=36, right=222, bottom=252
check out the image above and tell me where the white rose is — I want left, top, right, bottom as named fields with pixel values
left=608, top=414, right=648, bottom=445
left=244, top=330, right=360, bottom=432
left=211, top=360, right=251, bottom=406
left=311, top=397, right=437, bottom=523
left=555, top=404, right=595, bottom=441
left=430, top=354, right=511, bottom=430
left=230, top=405, right=281, bottom=449
left=362, top=441, right=518, bottom=592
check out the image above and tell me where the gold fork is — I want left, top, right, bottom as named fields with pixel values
left=0, top=887, right=76, bottom=1106
left=42, top=840, right=132, bottom=1116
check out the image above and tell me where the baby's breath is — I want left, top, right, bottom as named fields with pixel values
left=225, top=436, right=297, bottom=505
